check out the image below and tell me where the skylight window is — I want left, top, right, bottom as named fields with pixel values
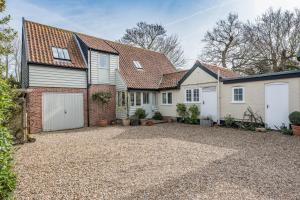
left=52, top=47, right=70, bottom=60
left=133, top=60, right=143, bottom=69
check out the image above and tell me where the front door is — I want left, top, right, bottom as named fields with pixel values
left=142, top=92, right=152, bottom=118
left=201, top=87, right=217, bottom=122
left=265, top=83, right=289, bottom=129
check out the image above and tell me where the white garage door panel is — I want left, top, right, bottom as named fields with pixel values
left=43, top=93, right=84, bottom=131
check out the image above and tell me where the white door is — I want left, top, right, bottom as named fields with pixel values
left=201, top=87, right=217, bottom=122
left=265, top=83, right=289, bottom=129
left=43, top=93, right=84, bottom=131
left=142, top=92, right=153, bottom=118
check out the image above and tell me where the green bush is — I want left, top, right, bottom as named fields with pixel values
left=0, top=78, right=17, bottom=200
left=134, top=108, right=147, bottom=119
left=289, top=111, right=300, bottom=125
left=189, top=104, right=200, bottom=124
left=176, top=103, right=188, bottom=120
left=152, top=112, right=163, bottom=120
left=224, top=115, right=235, bottom=128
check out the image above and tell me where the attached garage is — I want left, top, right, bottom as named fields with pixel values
left=42, top=93, right=84, bottom=131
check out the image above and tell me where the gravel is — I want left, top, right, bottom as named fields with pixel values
left=14, top=123, right=300, bottom=200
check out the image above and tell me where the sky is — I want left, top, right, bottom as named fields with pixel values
left=6, top=0, right=299, bottom=68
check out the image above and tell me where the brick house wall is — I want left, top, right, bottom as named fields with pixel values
left=26, top=87, right=88, bottom=134
left=88, top=84, right=116, bottom=126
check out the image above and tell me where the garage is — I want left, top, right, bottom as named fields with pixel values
left=42, top=93, right=84, bottom=131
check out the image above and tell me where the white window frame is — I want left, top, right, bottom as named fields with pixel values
left=99, top=54, right=110, bottom=69
left=52, top=47, right=70, bottom=60
left=161, top=92, right=172, bottom=105
left=231, top=87, right=245, bottom=103
left=185, top=88, right=200, bottom=103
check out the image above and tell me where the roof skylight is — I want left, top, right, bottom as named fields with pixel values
left=52, top=47, right=70, bottom=60
left=133, top=60, right=143, bottom=69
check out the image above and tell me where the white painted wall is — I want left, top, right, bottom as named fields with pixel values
left=90, top=50, right=118, bottom=85
left=29, top=64, right=87, bottom=88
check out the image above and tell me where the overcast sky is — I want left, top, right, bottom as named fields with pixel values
left=7, top=0, right=299, bottom=68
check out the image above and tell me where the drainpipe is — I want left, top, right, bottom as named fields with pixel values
left=217, top=69, right=221, bottom=125
left=86, top=49, right=91, bottom=127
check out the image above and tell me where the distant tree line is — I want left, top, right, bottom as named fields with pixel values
left=200, top=8, right=300, bottom=74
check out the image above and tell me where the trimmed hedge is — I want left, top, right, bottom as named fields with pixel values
left=289, top=111, right=300, bottom=125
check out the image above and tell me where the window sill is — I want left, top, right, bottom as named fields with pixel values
left=231, top=101, right=245, bottom=104
left=161, top=104, right=173, bottom=106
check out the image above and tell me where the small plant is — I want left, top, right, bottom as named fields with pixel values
left=176, top=103, right=188, bottom=121
left=289, top=111, right=300, bottom=125
left=224, top=114, right=235, bottom=128
left=237, top=107, right=264, bottom=131
left=134, top=108, right=147, bottom=119
left=275, top=124, right=293, bottom=136
left=152, top=111, right=163, bottom=120
left=189, top=104, right=200, bottom=124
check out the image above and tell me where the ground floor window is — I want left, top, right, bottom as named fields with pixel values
left=143, top=92, right=149, bottom=104
left=130, top=92, right=134, bottom=106
left=136, top=92, right=141, bottom=106
left=117, top=91, right=126, bottom=107
left=232, top=87, right=245, bottom=103
left=162, top=92, right=172, bottom=105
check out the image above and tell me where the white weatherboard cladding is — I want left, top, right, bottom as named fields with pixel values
left=42, top=93, right=84, bottom=131
left=29, top=65, right=86, bottom=88
left=90, top=51, right=118, bottom=85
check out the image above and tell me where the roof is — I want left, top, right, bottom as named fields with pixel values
left=159, top=70, right=188, bottom=89
left=223, top=69, right=300, bottom=84
left=24, top=20, right=86, bottom=69
left=201, top=63, right=240, bottom=78
left=76, top=33, right=118, bottom=54
left=104, top=40, right=177, bottom=89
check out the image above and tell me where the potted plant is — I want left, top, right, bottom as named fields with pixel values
left=130, top=115, right=140, bottom=126
left=122, top=118, right=130, bottom=126
left=134, top=108, right=147, bottom=125
left=92, top=91, right=112, bottom=127
left=200, top=115, right=213, bottom=127
left=176, top=103, right=188, bottom=123
left=289, top=111, right=300, bottom=136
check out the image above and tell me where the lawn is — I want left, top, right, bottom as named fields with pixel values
left=14, top=123, right=300, bottom=199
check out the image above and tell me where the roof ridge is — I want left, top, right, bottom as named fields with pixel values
left=163, top=69, right=188, bottom=75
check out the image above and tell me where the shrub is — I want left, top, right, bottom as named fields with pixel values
left=134, top=108, right=147, bottom=119
left=289, top=111, right=300, bottom=125
left=275, top=124, right=293, bottom=136
left=176, top=103, right=188, bottom=120
left=237, top=107, right=264, bottom=131
left=189, top=104, right=200, bottom=124
left=224, top=115, right=235, bottom=128
left=0, top=78, right=17, bottom=199
left=152, top=111, right=163, bottom=120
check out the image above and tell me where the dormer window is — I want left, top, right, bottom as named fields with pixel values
left=52, top=47, right=70, bottom=60
left=133, top=60, right=143, bottom=69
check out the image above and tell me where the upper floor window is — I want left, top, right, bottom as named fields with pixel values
left=100, top=54, right=109, bottom=69
left=232, top=87, right=245, bottom=103
left=133, top=61, right=143, bottom=69
left=52, top=47, right=70, bottom=60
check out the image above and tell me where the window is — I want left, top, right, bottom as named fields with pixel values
left=133, top=61, right=143, bottom=69
left=130, top=92, right=135, bottom=106
left=167, top=92, right=172, bottom=104
left=162, top=92, right=172, bottom=105
left=193, top=89, right=199, bottom=102
left=117, top=91, right=126, bottom=107
left=52, top=47, right=70, bottom=60
left=143, top=92, right=149, bottom=104
left=100, top=54, right=109, bottom=69
left=186, top=89, right=192, bottom=102
left=136, top=92, right=141, bottom=106
left=232, top=87, right=245, bottom=103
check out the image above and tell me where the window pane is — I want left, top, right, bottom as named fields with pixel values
left=136, top=92, right=141, bottom=106
left=57, top=48, right=64, bottom=59
left=100, top=54, right=109, bottom=69
left=117, top=92, right=121, bottom=106
left=167, top=92, right=172, bottom=104
left=52, top=47, right=59, bottom=58
left=162, top=93, right=167, bottom=104
left=121, top=92, right=126, bottom=106
left=130, top=92, right=134, bottom=106
left=186, top=89, right=192, bottom=102
left=193, top=89, right=199, bottom=102
left=143, top=92, right=149, bottom=104
left=62, top=49, right=70, bottom=60
left=233, top=88, right=243, bottom=102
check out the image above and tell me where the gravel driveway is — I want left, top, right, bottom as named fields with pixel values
left=14, top=123, right=300, bottom=200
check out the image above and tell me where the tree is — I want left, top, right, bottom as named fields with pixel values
left=120, top=22, right=185, bottom=68
left=241, top=8, right=300, bottom=73
left=200, top=13, right=243, bottom=69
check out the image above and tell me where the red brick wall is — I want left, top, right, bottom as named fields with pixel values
left=88, top=84, right=116, bottom=126
left=26, top=87, right=88, bottom=134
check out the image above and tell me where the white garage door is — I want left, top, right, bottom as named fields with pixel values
left=43, top=93, right=84, bottom=131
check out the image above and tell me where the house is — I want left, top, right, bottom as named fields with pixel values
left=21, top=19, right=300, bottom=133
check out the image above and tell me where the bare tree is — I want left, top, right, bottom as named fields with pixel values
left=200, top=13, right=243, bottom=68
left=120, top=22, right=185, bottom=68
left=242, top=8, right=300, bottom=73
